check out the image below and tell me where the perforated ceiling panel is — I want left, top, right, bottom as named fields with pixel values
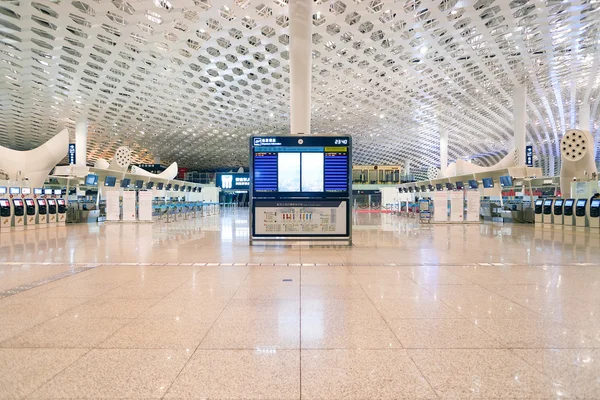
left=1, top=0, right=599, bottom=170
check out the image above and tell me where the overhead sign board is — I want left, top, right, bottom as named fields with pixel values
left=525, top=145, right=533, bottom=167
left=216, top=172, right=250, bottom=190
left=68, top=144, right=76, bottom=165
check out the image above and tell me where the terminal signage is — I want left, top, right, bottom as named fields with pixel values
left=216, top=173, right=250, bottom=190
left=68, top=144, right=76, bottom=165
left=526, top=145, right=533, bottom=167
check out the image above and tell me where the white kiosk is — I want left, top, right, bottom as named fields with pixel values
left=534, top=199, right=543, bottom=224
left=563, top=199, right=575, bottom=226
left=36, top=190, right=48, bottom=227
left=590, top=198, right=600, bottom=229
left=10, top=187, right=25, bottom=230
left=542, top=199, right=554, bottom=224
left=56, top=189, right=67, bottom=225
left=46, top=188, right=58, bottom=225
left=0, top=186, right=10, bottom=232
left=553, top=199, right=564, bottom=225
left=575, top=199, right=588, bottom=227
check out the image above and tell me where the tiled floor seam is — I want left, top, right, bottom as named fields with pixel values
left=345, top=265, right=442, bottom=399
left=159, top=265, right=253, bottom=399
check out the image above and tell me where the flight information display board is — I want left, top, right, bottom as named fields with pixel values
left=250, top=135, right=352, bottom=240
left=251, top=135, right=351, bottom=198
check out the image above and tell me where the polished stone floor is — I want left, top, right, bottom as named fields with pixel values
left=0, top=210, right=599, bottom=399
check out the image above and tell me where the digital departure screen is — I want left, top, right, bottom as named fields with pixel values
left=9, top=187, right=20, bottom=195
left=0, top=187, right=6, bottom=195
left=252, top=136, right=350, bottom=198
left=105, top=176, right=117, bottom=187
left=482, top=178, right=494, bottom=188
left=22, top=188, right=31, bottom=195
left=34, top=188, right=43, bottom=195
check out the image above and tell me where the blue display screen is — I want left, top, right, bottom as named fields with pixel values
left=252, top=136, right=350, bottom=198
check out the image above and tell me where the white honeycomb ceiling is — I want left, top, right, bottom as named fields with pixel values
left=1, top=0, right=599, bottom=171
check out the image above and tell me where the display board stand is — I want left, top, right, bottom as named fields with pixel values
left=122, top=191, right=136, bottom=222
left=249, top=135, right=352, bottom=243
left=105, top=191, right=120, bottom=222
left=138, top=190, right=153, bottom=222
left=466, top=190, right=481, bottom=223
left=449, top=191, right=464, bottom=222
left=433, top=191, right=448, bottom=223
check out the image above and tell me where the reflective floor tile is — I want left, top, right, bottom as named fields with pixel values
left=301, top=349, right=436, bottom=399
left=301, top=285, right=368, bottom=300
left=388, top=319, right=502, bottom=349
left=164, top=349, right=299, bottom=399
left=475, top=318, right=600, bottom=349
left=371, top=297, right=463, bottom=319
left=30, top=349, right=190, bottom=399
left=138, top=297, right=228, bottom=324
left=99, top=318, right=213, bottom=349
left=409, top=349, right=556, bottom=399
left=0, top=315, right=129, bottom=348
left=66, top=298, right=159, bottom=319
left=0, top=348, right=87, bottom=398
left=513, top=349, right=600, bottom=398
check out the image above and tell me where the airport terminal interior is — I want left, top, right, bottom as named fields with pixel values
left=1, top=0, right=600, bottom=398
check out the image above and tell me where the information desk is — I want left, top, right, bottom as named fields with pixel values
left=250, top=135, right=352, bottom=241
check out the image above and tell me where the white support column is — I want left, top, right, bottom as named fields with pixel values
left=549, top=154, right=555, bottom=177
left=289, top=0, right=312, bottom=135
left=403, top=159, right=411, bottom=176
left=579, top=101, right=591, bottom=132
left=75, top=120, right=88, bottom=167
left=513, top=85, right=527, bottom=167
left=440, top=131, right=448, bottom=174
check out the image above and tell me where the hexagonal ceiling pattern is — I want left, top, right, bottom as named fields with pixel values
left=1, top=0, right=599, bottom=172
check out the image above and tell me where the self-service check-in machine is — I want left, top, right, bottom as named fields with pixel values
left=12, top=197, right=25, bottom=230
left=575, top=199, right=588, bottom=227
left=24, top=198, right=36, bottom=229
left=0, top=186, right=10, bottom=232
left=47, top=198, right=57, bottom=225
left=36, top=197, right=48, bottom=227
left=56, top=197, right=67, bottom=225
left=543, top=199, right=554, bottom=224
left=553, top=199, right=564, bottom=225
left=534, top=199, right=544, bottom=224
left=563, top=199, right=575, bottom=226
left=590, top=199, right=600, bottom=229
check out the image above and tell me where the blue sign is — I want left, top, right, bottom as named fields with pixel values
left=68, top=144, right=76, bottom=164
left=525, top=145, right=533, bottom=167
left=216, top=173, right=250, bottom=190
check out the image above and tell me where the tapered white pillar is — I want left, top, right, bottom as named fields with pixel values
left=579, top=101, right=590, bottom=132
left=403, top=159, right=411, bottom=176
left=440, top=131, right=448, bottom=173
left=513, top=85, right=527, bottom=166
left=289, top=0, right=312, bottom=135
left=548, top=154, right=555, bottom=177
left=75, top=120, right=88, bottom=167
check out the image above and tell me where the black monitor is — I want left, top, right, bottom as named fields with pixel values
left=420, top=185, right=426, bottom=192
left=482, top=178, right=494, bottom=188
left=455, top=181, right=464, bottom=190
left=415, top=187, right=421, bottom=192
left=165, top=183, right=172, bottom=190
left=408, top=187, right=414, bottom=193
left=22, top=187, right=31, bottom=195
left=468, top=180, right=478, bottom=189
left=180, top=185, right=186, bottom=192
left=577, top=199, right=587, bottom=207
left=544, top=199, right=553, bottom=206
left=85, top=174, right=98, bottom=186
left=554, top=199, right=564, bottom=207
left=34, top=188, right=43, bottom=195
left=564, top=199, right=574, bottom=207
left=435, top=183, right=443, bottom=191
left=535, top=199, right=543, bottom=206
left=591, top=199, right=600, bottom=208
left=428, top=184, right=434, bottom=191
left=174, top=184, right=179, bottom=191
left=499, top=176, right=513, bottom=187
left=105, top=176, right=117, bottom=187
left=192, top=187, right=197, bottom=192
left=120, top=178, right=131, bottom=188
left=9, top=187, right=20, bottom=195
left=135, top=180, right=144, bottom=189
left=146, top=181, right=154, bottom=189
left=446, top=183, right=454, bottom=190
left=156, top=182, right=164, bottom=190
left=186, top=186, right=192, bottom=192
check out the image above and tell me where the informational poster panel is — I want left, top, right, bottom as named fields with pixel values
left=466, top=190, right=481, bottom=222
left=433, top=191, right=448, bottom=222
left=106, top=191, right=120, bottom=221
left=253, top=200, right=348, bottom=237
left=138, top=190, right=153, bottom=221
left=122, top=191, right=136, bottom=221
left=449, top=191, right=464, bottom=222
